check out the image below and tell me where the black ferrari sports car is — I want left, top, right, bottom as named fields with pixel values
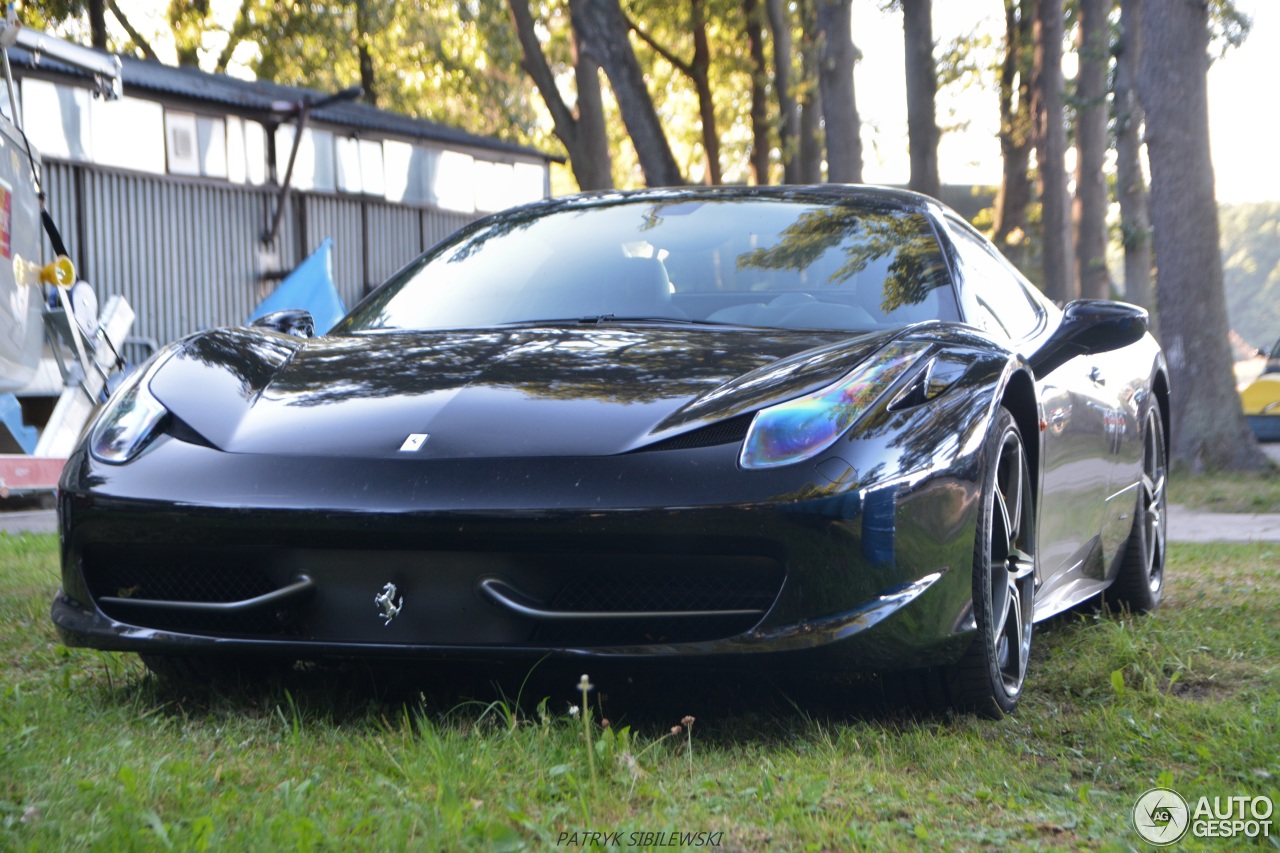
left=52, top=186, right=1168, bottom=718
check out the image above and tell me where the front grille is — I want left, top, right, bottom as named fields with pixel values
left=550, top=569, right=779, bottom=613
left=529, top=558, right=784, bottom=645
left=85, top=548, right=290, bottom=636
left=79, top=542, right=786, bottom=648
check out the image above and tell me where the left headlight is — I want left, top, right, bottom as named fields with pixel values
left=739, top=342, right=928, bottom=470
left=90, top=365, right=171, bottom=464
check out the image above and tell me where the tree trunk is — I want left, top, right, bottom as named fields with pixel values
left=1031, top=0, right=1076, bottom=302
left=1073, top=0, right=1109, bottom=299
left=993, top=0, right=1033, bottom=268
left=744, top=0, right=772, bottom=184
left=89, top=0, right=108, bottom=49
left=572, top=52, right=614, bottom=191
left=766, top=0, right=800, bottom=183
left=1115, top=0, right=1153, bottom=319
left=1136, top=0, right=1265, bottom=471
left=815, top=0, right=861, bottom=183
left=571, top=0, right=684, bottom=187
left=355, top=1, right=378, bottom=108
left=902, top=0, right=939, bottom=198
left=509, top=0, right=613, bottom=190
left=797, top=0, right=824, bottom=183
left=690, top=0, right=722, bottom=185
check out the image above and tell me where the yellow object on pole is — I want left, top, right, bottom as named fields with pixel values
left=42, top=255, right=76, bottom=287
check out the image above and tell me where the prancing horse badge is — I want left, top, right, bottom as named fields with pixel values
left=399, top=433, right=429, bottom=452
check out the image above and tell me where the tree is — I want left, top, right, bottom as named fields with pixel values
left=766, top=0, right=802, bottom=183
left=1113, top=0, right=1153, bottom=317
left=992, top=0, right=1034, bottom=269
left=815, top=0, right=861, bottom=183
left=508, top=0, right=613, bottom=190
left=1031, top=0, right=1075, bottom=303
left=742, top=0, right=772, bottom=184
left=1136, top=0, right=1265, bottom=471
left=1073, top=0, right=1109, bottom=300
left=796, top=0, right=824, bottom=182
left=900, top=0, right=939, bottom=198
left=571, top=0, right=684, bottom=186
left=627, top=0, right=723, bottom=184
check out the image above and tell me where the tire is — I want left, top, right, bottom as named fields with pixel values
left=946, top=407, right=1037, bottom=719
left=1104, top=405, right=1167, bottom=613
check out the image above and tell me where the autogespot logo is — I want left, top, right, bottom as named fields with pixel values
left=1133, top=787, right=1190, bottom=846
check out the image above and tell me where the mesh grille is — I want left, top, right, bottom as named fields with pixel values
left=550, top=570, right=778, bottom=613
left=87, top=553, right=287, bottom=636
left=637, top=413, right=753, bottom=452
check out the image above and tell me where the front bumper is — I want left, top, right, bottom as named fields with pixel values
left=54, top=437, right=981, bottom=671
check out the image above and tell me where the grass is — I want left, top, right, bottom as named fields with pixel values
left=2, top=531, right=1278, bottom=851
left=1171, top=466, right=1280, bottom=513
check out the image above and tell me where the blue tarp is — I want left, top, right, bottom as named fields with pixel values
left=0, top=393, right=37, bottom=454
left=247, top=238, right=346, bottom=334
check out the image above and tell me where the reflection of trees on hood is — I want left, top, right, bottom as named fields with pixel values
left=173, top=326, right=870, bottom=410
left=176, top=330, right=300, bottom=401
left=736, top=207, right=949, bottom=314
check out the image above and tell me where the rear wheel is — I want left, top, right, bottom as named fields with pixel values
left=947, top=407, right=1037, bottom=719
left=1105, top=406, right=1167, bottom=612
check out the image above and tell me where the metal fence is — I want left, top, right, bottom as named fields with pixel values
left=42, top=160, right=477, bottom=351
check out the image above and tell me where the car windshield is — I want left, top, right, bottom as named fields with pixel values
left=338, top=196, right=959, bottom=334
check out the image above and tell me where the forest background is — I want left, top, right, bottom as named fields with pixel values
left=22, top=0, right=1280, bottom=470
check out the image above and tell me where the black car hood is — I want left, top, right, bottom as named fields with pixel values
left=149, top=324, right=898, bottom=458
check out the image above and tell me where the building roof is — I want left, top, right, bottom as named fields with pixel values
left=9, top=44, right=556, bottom=163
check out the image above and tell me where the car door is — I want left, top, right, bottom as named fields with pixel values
left=943, top=219, right=1119, bottom=589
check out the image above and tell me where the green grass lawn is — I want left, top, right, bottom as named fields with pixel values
left=1171, top=468, right=1280, bottom=514
left=2, top=532, right=1277, bottom=851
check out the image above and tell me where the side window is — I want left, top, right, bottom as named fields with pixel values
left=947, top=220, right=1044, bottom=342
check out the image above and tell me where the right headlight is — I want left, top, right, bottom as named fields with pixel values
left=90, top=361, right=171, bottom=464
left=739, top=342, right=927, bottom=470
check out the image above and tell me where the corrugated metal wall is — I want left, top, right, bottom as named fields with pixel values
left=42, top=160, right=477, bottom=349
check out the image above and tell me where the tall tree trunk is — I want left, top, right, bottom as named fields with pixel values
left=1136, top=0, right=1264, bottom=471
left=815, top=0, right=861, bottom=183
left=355, top=1, right=378, bottom=107
left=902, top=0, right=939, bottom=198
left=571, top=0, right=683, bottom=186
left=509, top=0, right=613, bottom=190
left=690, top=0, right=722, bottom=184
left=766, top=0, right=800, bottom=183
left=89, top=0, right=108, bottom=49
left=572, top=53, right=614, bottom=191
left=797, top=0, right=824, bottom=183
left=744, top=0, right=772, bottom=184
left=1031, top=0, right=1076, bottom=302
left=1115, top=0, right=1153, bottom=320
left=1073, top=0, right=1109, bottom=299
left=993, top=0, right=1033, bottom=268
left=627, top=3, right=722, bottom=184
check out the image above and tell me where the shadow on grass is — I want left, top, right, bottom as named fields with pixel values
left=101, top=653, right=930, bottom=742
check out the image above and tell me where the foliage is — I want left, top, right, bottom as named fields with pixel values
left=2, top=531, right=1278, bottom=849
left=1220, top=202, right=1280, bottom=352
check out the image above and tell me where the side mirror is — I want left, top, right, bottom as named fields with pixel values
left=250, top=309, right=314, bottom=339
left=1028, top=299, right=1147, bottom=377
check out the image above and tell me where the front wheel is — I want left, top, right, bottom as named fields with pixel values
left=947, top=407, right=1037, bottom=719
left=1104, top=405, right=1167, bottom=613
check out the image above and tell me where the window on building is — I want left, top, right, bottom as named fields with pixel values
left=276, top=125, right=335, bottom=192
left=93, top=95, right=165, bottom=174
left=432, top=149, right=475, bottom=213
left=474, top=160, right=514, bottom=213
left=21, top=78, right=91, bottom=161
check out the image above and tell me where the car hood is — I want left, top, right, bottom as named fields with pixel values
left=149, top=324, right=900, bottom=458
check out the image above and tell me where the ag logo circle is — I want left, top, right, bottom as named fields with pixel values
left=1132, top=787, right=1190, bottom=845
